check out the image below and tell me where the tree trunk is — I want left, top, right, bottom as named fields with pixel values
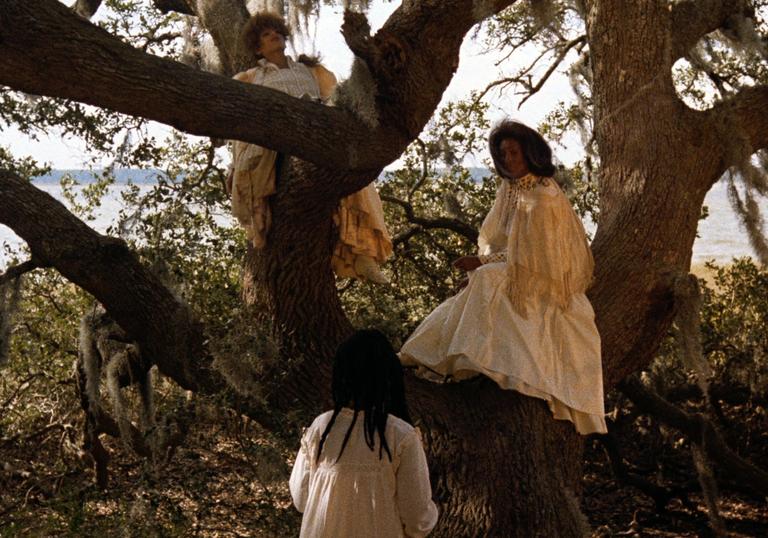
left=414, top=381, right=586, bottom=537
left=240, top=157, right=588, bottom=536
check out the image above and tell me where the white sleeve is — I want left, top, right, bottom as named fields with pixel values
left=289, top=432, right=311, bottom=513
left=396, top=430, right=439, bottom=537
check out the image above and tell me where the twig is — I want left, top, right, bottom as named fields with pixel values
left=408, top=138, right=430, bottom=201
left=518, top=36, right=587, bottom=108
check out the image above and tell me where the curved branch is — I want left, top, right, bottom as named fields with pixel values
left=381, top=194, right=478, bottom=242
left=0, top=0, right=399, bottom=172
left=341, top=0, right=518, bottom=139
left=671, top=0, right=752, bottom=59
left=0, top=259, right=44, bottom=285
left=0, top=168, right=312, bottom=435
left=619, top=376, right=768, bottom=498
left=0, top=168, right=216, bottom=392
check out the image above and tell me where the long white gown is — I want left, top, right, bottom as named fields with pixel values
left=290, top=409, right=438, bottom=537
left=400, top=174, right=607, bottom=434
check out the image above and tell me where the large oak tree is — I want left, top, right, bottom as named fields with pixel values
left=2, top=0, right=768, bottom=535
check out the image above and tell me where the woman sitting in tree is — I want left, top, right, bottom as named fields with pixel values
left=400, top=120, right=607, bottom=435
left=228, top=12, right=391, bottom=284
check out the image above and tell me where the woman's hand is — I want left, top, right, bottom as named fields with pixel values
left=452, top=256, right=482, bottom=272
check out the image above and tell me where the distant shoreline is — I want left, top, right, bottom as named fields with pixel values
left=32, top=169, right=167, bottom=185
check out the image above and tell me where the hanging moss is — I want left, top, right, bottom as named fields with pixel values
left=692, top=443, right=727, bottom=536
left=672, top=274, right=712, bottom=399
left=333, top=58, right=380, bottom=129
left=0, top=276, right=22, bottom=366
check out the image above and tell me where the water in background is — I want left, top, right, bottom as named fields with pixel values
left=1, top=170, right=766, bottom=268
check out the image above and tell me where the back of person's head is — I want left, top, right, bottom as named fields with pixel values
left=316, top=329, right=411, bottom=463
left=489, top=119, right=556, bottom=178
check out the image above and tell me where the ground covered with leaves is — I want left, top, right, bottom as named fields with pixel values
left=1, top=385, right=766, bottom=537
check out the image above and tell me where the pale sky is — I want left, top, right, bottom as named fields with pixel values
left=0, top=1, right=580, bottom=170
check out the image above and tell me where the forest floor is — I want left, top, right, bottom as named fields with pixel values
left=1, top=392, right=767, bottom=537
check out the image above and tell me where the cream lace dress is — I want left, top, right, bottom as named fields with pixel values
left=400, top=175, right=607, bottom=434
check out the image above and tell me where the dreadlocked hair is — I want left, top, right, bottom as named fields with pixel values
left=316, top=329, right=411, bottom=464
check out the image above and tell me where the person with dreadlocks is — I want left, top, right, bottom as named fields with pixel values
left=289, top=329, right=438, bottom=537
left=228, top=11, right=392, bottom=284
left=400, top=120, right=607, bottom=435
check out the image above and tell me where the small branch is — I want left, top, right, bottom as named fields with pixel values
left=619, top=376, right=768, bottom=498
left=408, top=138, right=430, bottom=201
left=152, top=0, right=194, bottom=15
left=392, top=225, right=423, bottom=247
left=140, top=31, right=183, bottom=53
left=518, top=36, right=586, bottom=107
left=381, top=194, right=478, bottom=242
left=0, top=259, right=44, bottom=285
left=71, top=0, right=103, bottom=19
left=341, top=10, right=374, bottom=63
left=598, top=427, right=678, bottom=512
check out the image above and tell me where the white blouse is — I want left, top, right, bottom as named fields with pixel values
left=290, top=408, right=438, bottom=537
left=252, top=57, right=321, bottom=101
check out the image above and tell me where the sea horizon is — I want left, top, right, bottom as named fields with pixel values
left=2, top=168, right=767, bottom=269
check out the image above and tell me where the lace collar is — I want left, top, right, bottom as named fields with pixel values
left=508, top=173, right=541, bottom=190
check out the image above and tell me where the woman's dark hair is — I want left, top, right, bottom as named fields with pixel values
left=240, top=12, right=320, bottom=66
left=316, top=329, right=411, bottom=464
left=241, top=12, right=291, bottom=58
left=489, top=120, right=556, bottom=178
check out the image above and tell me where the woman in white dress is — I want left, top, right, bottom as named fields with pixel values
left=290, top=329, right=438, bottom=537
left=400, top=121, right=607, bottom=435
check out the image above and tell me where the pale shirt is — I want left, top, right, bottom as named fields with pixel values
left=233, top=57, right=322, bottom=162
left=290, top=409, right=438, bottom=538
left=252, top=57, right=322, bottom=101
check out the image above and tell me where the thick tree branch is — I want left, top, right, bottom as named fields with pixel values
left=381, top=194, right=479, bottom=242
left=0, top=0, right=400, bottom=172
left=189, top=0, right=254, bottom=75
left=707, top=84, right=768, bottom=158
left=0, top=169, right=308, bottom=435
left=671, top=0, right=752, bottom=59
left=619, top=376, right=768, bottom=498
left=337, top=0, right=517, bottom=140
left=0, top=169, right=216, bottom=392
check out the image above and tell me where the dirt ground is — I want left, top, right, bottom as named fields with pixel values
left=1, top=395, right=766, bottom=537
